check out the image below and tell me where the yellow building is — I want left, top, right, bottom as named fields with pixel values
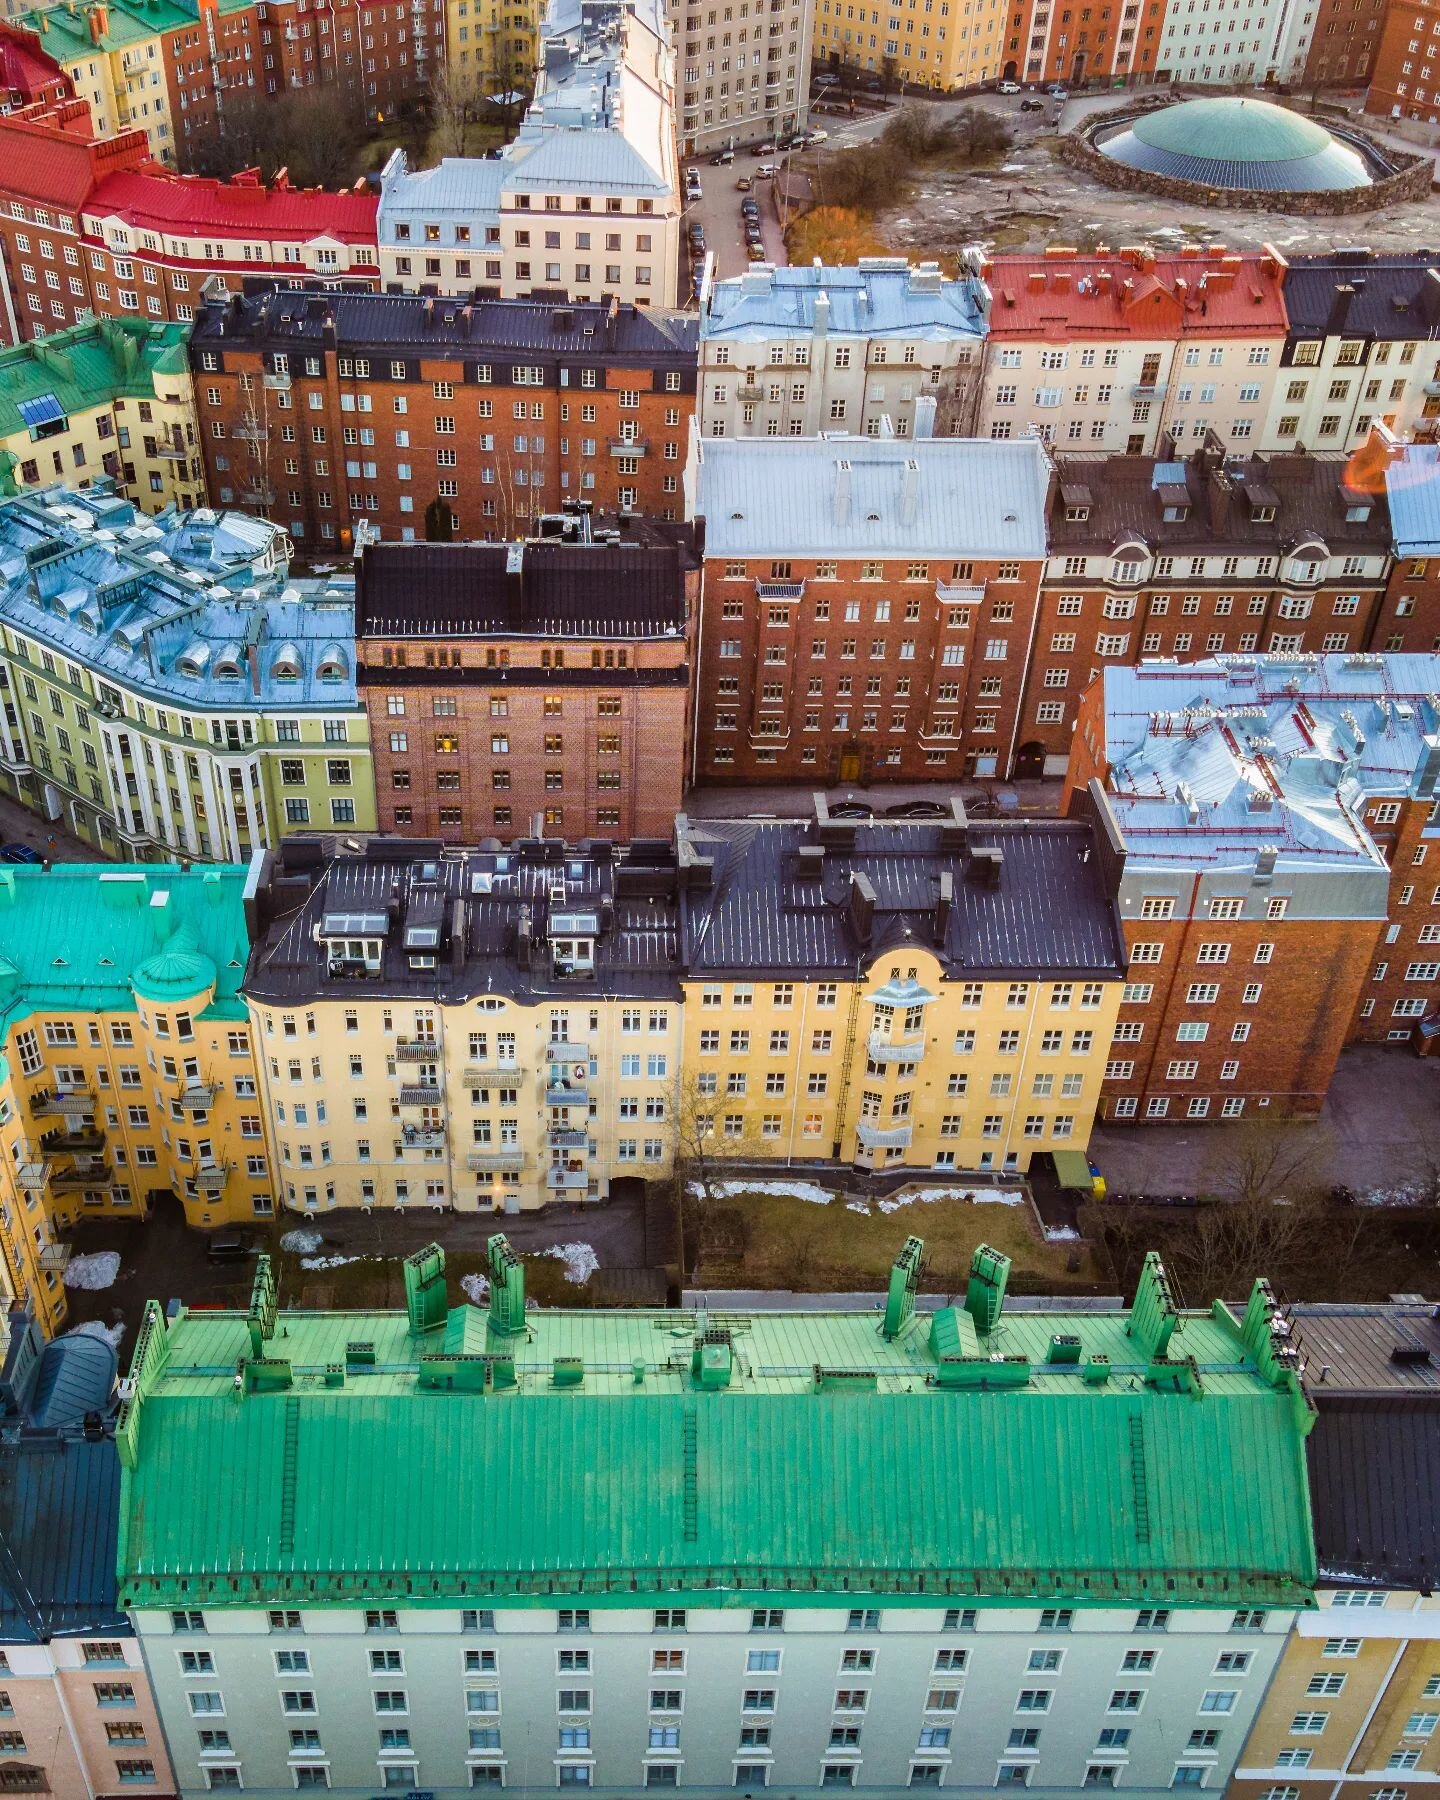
left=676, top=804, right=1125, bottom=1177
left=244, top=836, right=684, bottom=1214
left=0, top=860, right=268, bottom=1336
left=444, top=0, right=539, bottom=99
left=17, top=0, right=179, bottom=161
left=1233, top=1300, right=1440, bottom=1800
left=0, top=319, right=202, bottom=515
left=810, top=0, right=1007, bottom=91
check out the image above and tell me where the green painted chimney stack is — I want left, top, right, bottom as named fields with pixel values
left=964, top=1244, right=1011, bottom=1334
left=403, top=1243, right=449, bottom=1337
left=246, top=1255, right=277, bottom=1359
left=487, top=1235, right=527, bottom=1337
left=882, top=1235, right=925, bottom=1341
left=1126, top=1251, right=1178, bottom=1362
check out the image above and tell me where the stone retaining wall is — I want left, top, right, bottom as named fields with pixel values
left=1060, top=102, right=1435, bottom=212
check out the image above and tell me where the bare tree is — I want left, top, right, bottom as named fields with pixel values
left=669, top=1074, right=769, bottom=1276
left=428, top=57, right=481, bottom=158
left=1200, top=1116, right=1336, bottom=1207
left=1163, top=1191, right=1322, bottom=1301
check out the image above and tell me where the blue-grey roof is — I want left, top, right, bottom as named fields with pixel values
left=377, top=154, right=504, bottom=243
left=679, top=817, right=1127, bottom=979
left=1282, top=251, right=1440, bottom=340
left=0, top=1436, right=124, bottom=1641
left=1097, top=655, right=1440, bottom=878
left=1386, top=443, right=1440, bottom=556
left=0, top=486, right=359, bottom=714
left=703, top=259, right=989, bottom=343
left=692, top=435, right=1050, bottom=559
left=28, top=1334, right=117, bottom=1431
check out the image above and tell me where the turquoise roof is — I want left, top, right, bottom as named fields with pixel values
left=1101, top=97, right=1375, bottom=192
left=116, top=1247, right=1317, bottom=1611
left=0, top=862, right=254, bottom=1029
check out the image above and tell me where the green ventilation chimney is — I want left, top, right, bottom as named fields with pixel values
left=403, top=1243, right=449, bottom=1337
left=487, top=1235, right=527, bottom=1337
left=246, top=1255, right=277, bottom=1359
left=882, top=1236, right=925, bottom=1341
left=964, top=1244, right=1011, bottom=1334
left=1126, top=1251, right=1178, bottom=1362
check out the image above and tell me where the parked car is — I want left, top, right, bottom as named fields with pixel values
left=806, top=127, right=829, bottom=142
left=710, top=148, right=734, bottom=164
left=755, top=139, right=776, bottom=154
left=735, top=173, right=752, bottom=190
left=1020, top=96, right=1044, bottom=110
left=1046, top=82, right=1069, bottom=96
left=997, top=78, right=1021, bottom=92
left=746, top=243, right=767, bottom=261
left=757, top=161, right=777, bottom=178
left=0, top=843, right=42, bottom=864
left=207, top=1232, right=253, bottom=1262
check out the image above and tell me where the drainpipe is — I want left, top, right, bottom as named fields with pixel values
left=783, top=978, right=812, bottom=1166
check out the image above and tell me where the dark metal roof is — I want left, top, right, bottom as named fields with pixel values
left=1284, top=252, right=1440, bottom=340
left=1049, top=446, right=1389, bottom=553
left=355, top=539, right=690, bottom=640
left=678, top=818, right=1127, bottom=979
left=191, top=286, right=699, bottom=363
left=1296, top=1302, right=1440, bottom=1395
left=0, top=1436, right=124, bottom=1641
left=1307, top=1397, right=1440, bottom=1589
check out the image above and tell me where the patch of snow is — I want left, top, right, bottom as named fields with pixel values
left=67, top=1318, right=125, bottom=1349
left=545, top=1242, right=599, bottom=1284
left=689, top=1178, right=837, bottom=1205
left=1000, top=162, right=1027, bottom=172
left=461, top=1272, right=491, bottom=1304
left=63, top=1251, right=121, bottom=1290
left=1045, top=1226, right=1082, bottom=1242
left=300, top=1253, right=362, bottom=1270
left=280, top=1229, right=324, bottom=1254
left=878, top=1185, right=1025, bottom=1213
left=845, top=1201, right=872, bottom=1216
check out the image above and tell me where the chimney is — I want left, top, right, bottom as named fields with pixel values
left=1326, top=283, right=1357, bottom=335
left=899, top=458, right=920, bottom=527
left=913, top=394, right=937, bottom=439
left=834, top=458, right=852, bottom=526
left=847, top=872, right=875, bottom=947
left=813, top=290, right=830, bottom=337
left=1255, top=847, right=1278, bottom=879
left=516, top=903, right=533, bottom=968
left=932, top=870, right=953, bottom=946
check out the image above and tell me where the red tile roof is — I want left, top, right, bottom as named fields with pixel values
left=0, top=22, right=70, bottom=104
left=86, top=168, right=378, bottom=243
left=0, top=103, right=148, bottom=209
left=984, top=244, right=1291, bottom=340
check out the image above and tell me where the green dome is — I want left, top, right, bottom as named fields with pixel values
left=132, top=923, right=216, bottom=1003
left=1099, top=96, right=1375, bottom=192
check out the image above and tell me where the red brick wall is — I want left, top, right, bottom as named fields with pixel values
left=693, top=553, right=1044, bottom=785
left=1366, top=0, right=1440, bottom=118
left=1348, top=791, right=1440, bottom=1041
left=1378, top=555, right=1440, bottom=650
left=1301, top=0, right=1383, bottom=87
left=360, top=638, right=690, bottom=842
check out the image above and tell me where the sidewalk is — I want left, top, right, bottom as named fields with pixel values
left=683, top=778, right=1064, bottom=818
left=0, top=789, right=105, bottom=865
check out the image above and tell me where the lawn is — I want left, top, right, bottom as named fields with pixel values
left=694, top=1184, right=1099, bottom=1294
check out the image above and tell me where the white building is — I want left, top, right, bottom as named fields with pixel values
left=1156, top=0, right=1314, bottom=84
left=378, top=0, right=681, bottom=309
left=698, top=256, right=991, bottom=439
left=669, top=0, right=812, bottom=155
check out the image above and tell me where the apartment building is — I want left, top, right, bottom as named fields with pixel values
left=0, top=484, right=373, bottom=860
left=1020, top=438, right=1394, bottom=775
left=244, top=834, right=684, bottom=1211
left=446, top=0, right=542, bottom=89
left=1233, top=1300, right=1440, bottom=1800
left=1154, top=0, right=1314, bottom=83
left=0, top=860, right=267, bottom=1334
left=356, top=522, right=693, bottom=842
left=1366, top=0, right=1440, bottom=122
left=1266, top=253, right=1440, bottom=452
left=1063, top=653, right=1440, bottom=1121
left=117, top=1237, right=1316, bottom=1798
left=189, top=285, right=698, bottom=548
left=997, top=0, right=1164, bottom=89
left=13, top=0, right=184, bottom=161
left=0, top=1310, right=175, bottom=1790
left=686, top=432, right=1052, bottom=786
left=377, top=0, right=681, bottom=309
left=976, top=245, right=1290, bottom=458
left=0, top=19, right=74, bottom=110
left=812, top=0, right=1009, bottom=91
left=1384, top=435, right=1440, bottom=650
left=0, top=315, right=201, bottom=513
left=677, top=801, right=1125, bottom=1175
left=0, top=101, right=379, bottom=344
left=671, top=0, right=810, bottom=154
left=698, top=256, right=990, bottom=441
left=1299, top=0, right=1384, bottom=91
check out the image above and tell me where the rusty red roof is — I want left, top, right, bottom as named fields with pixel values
left=984, top=245, right=1290, bottom=341
left=0, top=103, right=148, bottom=209
left=86, top=168, right=378, bottom=244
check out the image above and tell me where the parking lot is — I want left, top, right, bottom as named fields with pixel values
left=681, top=141, right=804, bottom=288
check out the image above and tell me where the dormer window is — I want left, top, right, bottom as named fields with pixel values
left=1112, top=558, right=1142, bottom=584
left=271, top=643, right=302, bottom=680
left=1065, top=504, right=1089, bottom=523
left=1252, top=504, right=1277, bottom=524
left=1161, top=503, right=1189, bottom=524
left=1289, top=557, right=1321, bottom=582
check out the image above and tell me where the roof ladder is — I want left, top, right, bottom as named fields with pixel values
left=278, top=1396, right=300, bottom=1557
left=1128, top=1414, right=1151, bottom=1548
left=682, top=1405, right=698, bottom=1543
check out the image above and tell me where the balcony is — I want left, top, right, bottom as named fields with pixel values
left=50, top=1164, right=113, bottom=1193
left=545, top=1084, right=589, bottom=1108
left=608, top=437, right=649, bottom=457
left=755, top=579, right=805, bottom=601
left=263, top=370, right=291, bottom=391
left=548, top=1126, right=588, bottom=1150
left=33, top=1088, right=94, bottom=1121
left=737, top=383, right=765, bottom=401
left=178, top=1083, right=216, bottom=1113
left=1130, top=382, right=1166, bottom=400
left=546, top=1040, right=592, bottom=1064
left=47, top=1129, right=106, bottom=1155
left=855, top=1120, right=913, bottom=1150
left=467, top=1149, right=526, bottom=1171
left=464, top=1063, right=523, bottom=1084
left=37, top=1242, right=71, bottom=1273
left=16, top=1160, right=49, bottom=1192
left=395, top=1040, right=440, bottom=1062
left=865, top=1031, right=927, bottom=1064
left=399, top=1084, right=443, bottom=1105
left=547, top=1166, right=590, bottom=1192
left=233, top=423, right=269, bottom=442
left=1424, top=380, right=1440, bottom=398
left=156, top=443, right=188, bottom=461
left=194, top=1162, right=229, bottom=1194
left=400, top=1124, right=445, bottom=1149
left=935, top=578, right=986, bottom=603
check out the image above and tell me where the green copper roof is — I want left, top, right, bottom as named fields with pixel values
left=18, top=0, right=195, bottom=57
left=0, top=319, right=189, bottom=444
left=115, top=1246, right=1317, bottom=1611
left=1132, top=97, right=1333, bottom=162
left=0, top=861, right=254, bottom=1030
